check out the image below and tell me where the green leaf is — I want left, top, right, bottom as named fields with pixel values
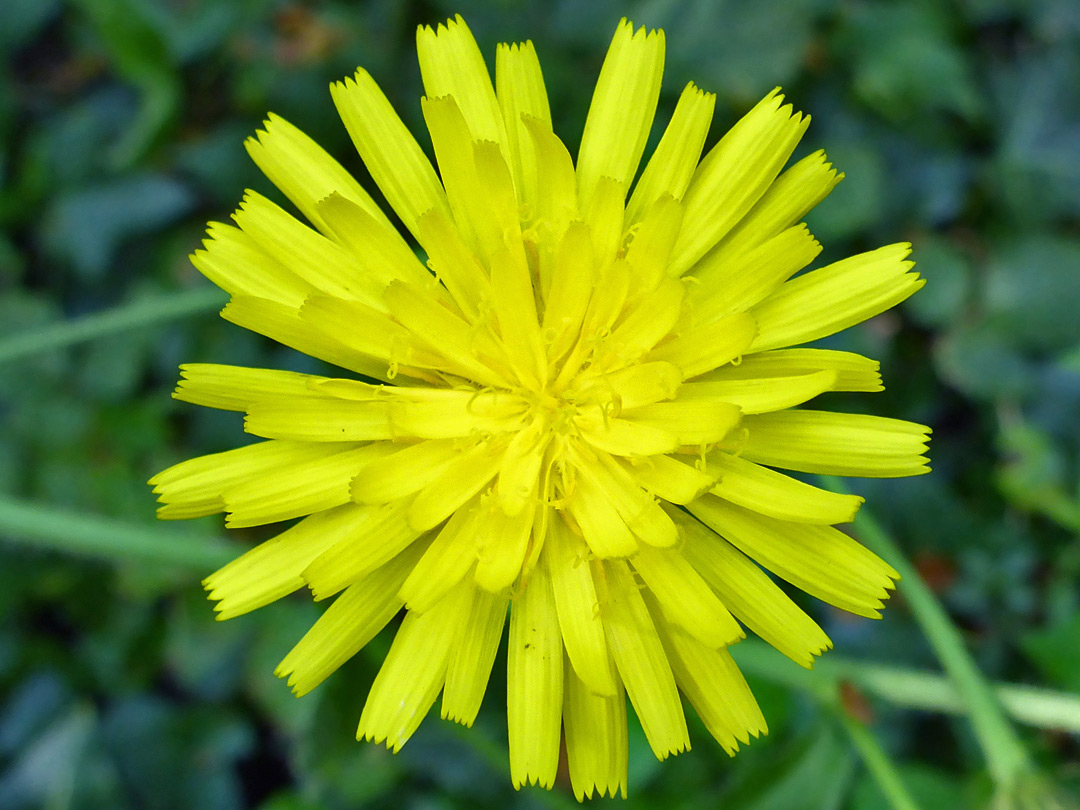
left=722, top=727, right=855, bottom=810
left=996, top=418, right=1080, bottom=531
left=69, top=0, right=182, bottom=166
left=903, top=235, right=972, bottom=330
left=934, top=322, right=1037, bottom=401
left=41, top=174, right=195, bottom=279
left=984, top=235, right=1080, bottom=353
left=1021, top=615, right=1080, bottom=694
left=852, top=764, right=970, bottom=810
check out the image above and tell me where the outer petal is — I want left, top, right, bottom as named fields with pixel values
left=625, top=81, right=714, bottom=224
left=670, top=89, right=809, bottom=276
left=417, top=15, right=509, bottom=155
left=741, top=410, right=932, bottom=478
left=331, top=68, right=452, bottom=238
left=576, top=19, right=665, bottom=208
left=507, top=561, right=563, bottom=788
left=598, top=559, right=689, bottom=760
left=749, top=243, right=924, bottom=352
left=358, top=583, right=473, bottom=752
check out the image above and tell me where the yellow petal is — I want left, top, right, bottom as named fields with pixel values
left=547, top=516, right=618, bottom=696
left=598, top=278, right=685, bottom=369
left=523, top=117, right=578, bottom=299
left=419, top=95, right=490, bottom=256
left=243, top=397, right=394, bottom=442
left=697, top=347, right=883, bottom=392
left=246, top=390, right=525, bottom=446
left=488, top=238, right=546, bottom=388
left=564, top=456, right=639, bottom=559
left=276, top=538, right=427, bottom=695
left=632, top=543, right=744, bottom=648
left=542, top=222, right=596, bottom=363
left=621, top=399, right=741, bottom=446
left=442, top=587, right=509, bottom=725
left=231, top=190, right=385, bottom=310
left=299, top=295, right=439, bottom=373
left=569, top=361, right=682, bottom=414
left=598, top=558, right=689, bottom=760
left=302, top=500, right=422, bottom=601
left=203, top=502, right=371, bottom=620
left=313, top=193, right=434, bottom=290
left=426, top=129, right=520, bottom=275
left=577, top=412, right=680, bottom=457
left=651, top=610, right=767, bottom=753
left=620, top=454, right=716, bottom=504
left=553, top=258, right=630, bottom=388
left=670, top=89, right=810, bottom=276
left=741, top=410, right=932, bottom=477
left=582, top=177, right=627, bottom=270
left=689, top=223, right=821, bottom=322
left=496, top=419, right=548, bottom=516
left=221, top=296, right=406, bottom=382
left=173, top=364, right=327, bottom=413
left=577, top=19, right=665, bottom=209
left=150, top=439, right=336, bottom=520
left=244, top=113, right=394, bottom=234
left=687, top=495, right=899, bottom=618
left=564, top=664, right=628, bottom=800
left=708, top=148, right=842, bottom=267
left=708, top=450, right=864, bottom=524
left=673, top=507, right=831, bottom=667
left=224, top=443, right=397, bottom=528
left=190, top=222, right=311, bottom=307
left=385, top=279, right=512, bottom=388
left=646, top=311, right=757, bottom=379
left=417, top=15, right=508, bottom=153
left=330, top=68, right=452, bottom=237
left=507, top=561, right=563, bottom=788
left=623, top=195, right=684, bottom=293
left=408, top=440, right=503, bottom=531
left=474, top=500, right=535, bottom=592
left=351, top=439, right=463, bottom=504
left=585, top=449, right=679, bottom=547
left=678, top=369, right=836, bottom=415
left=315, top=381, right=528, bottom=440
left=413, top=207, right=491, bottom=320
left=749, top=243, right=924, bottom=352
left=398, top=503, right=479, bottom=611
left=626, top=81, right=715, bottom=224
left=472, top=140, right=525, bottom=261
left=358, top=582, right=473, bottom=752
left=495, top=40, right=551, bottom=214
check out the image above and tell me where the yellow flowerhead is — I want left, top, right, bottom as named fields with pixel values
left=151, top=15, right=930, bottom=800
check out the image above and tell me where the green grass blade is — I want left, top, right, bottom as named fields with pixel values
left=0, top=287, right=226, bottom=366
left=823, top=477, right=1033, bottom=791
left=0, top=496, right=234, bottom=570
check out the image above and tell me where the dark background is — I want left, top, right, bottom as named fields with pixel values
left=2, top=0, right=1079, bottom=808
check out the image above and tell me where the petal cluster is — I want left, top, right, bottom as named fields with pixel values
left=151, top=15, right=930, bottom=799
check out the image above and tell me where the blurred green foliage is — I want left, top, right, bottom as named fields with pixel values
left=1, top=0, right=1079, bottom=808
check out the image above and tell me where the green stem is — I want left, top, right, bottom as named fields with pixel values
left=825, top=477, right=1032, bottom=790
left=441, top=722, right=580, bottom=809
left=731, top=642, right=921, bottom=810
left=0, top=287, right=225, bottom=365
left=0, top=496, right=234, bottom=570
left=839, top=713, right=921, bottom=810
left=827, top=658, right=1080, bottom=734
left=733, top=641, right=1080, bottom=734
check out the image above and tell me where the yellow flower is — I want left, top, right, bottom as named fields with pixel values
left=151, top=15, right=930, bottom=800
